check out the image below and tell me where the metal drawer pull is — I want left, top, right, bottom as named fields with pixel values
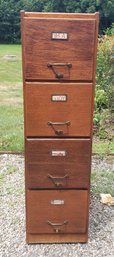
left=48, top=121, right=70, bottom=126
left=47, top=220, right=68, bottom=233
left=47, top=63, right=72, bottom=68
left=47, top=121, right=70, bottom=135
left=47, top=63, right=72, bottom=79
left=48, top=174, right=69, bottom=187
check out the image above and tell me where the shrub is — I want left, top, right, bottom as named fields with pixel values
left=96, top=34, right=114, bottom=112
left=94, top=33, right=114, bottom=138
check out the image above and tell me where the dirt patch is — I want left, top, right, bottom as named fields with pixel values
left=2, top=55, right=20, bottom=61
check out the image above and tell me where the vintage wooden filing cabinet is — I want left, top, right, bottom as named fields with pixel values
left=21, top=11, right=99, bottom=243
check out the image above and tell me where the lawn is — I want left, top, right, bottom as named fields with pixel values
left=0, top=44, right=23, bottom=152
left=0, top=44, right=114, bottom=154
left=0, top=44, right=22, bottom=82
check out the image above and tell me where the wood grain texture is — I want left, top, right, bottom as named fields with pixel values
left=26, top=138, right=91, bottom=189
left=27, top=233, right=88, bottom=244
left=25, top=82, right=93, bottom=137
left=24, top=11, right=99, bottom=19
left=21, top=11, right=99, bottom=244
left=27, top=190, right=88, bottom=234
left=23, top=18, right=95, bottom=81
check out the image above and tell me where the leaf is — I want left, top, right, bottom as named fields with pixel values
left=100, top=193, right=114, bottom=205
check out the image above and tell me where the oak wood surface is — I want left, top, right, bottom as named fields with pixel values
left=27, top=190, right=88, bottom=234
left=23, top=18, right=95, bottom=81
left=24, top=11, right=99, bottom=19
left=27, top=233, right=88, bottom=244
left=20, top=11, right=99, bottom=244
left=25, top=82, right=93, bottom=137
left=26, top=138, right=91, bottom=189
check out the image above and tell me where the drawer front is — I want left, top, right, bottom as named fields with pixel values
left=26, top=138, right=91, bottom=189
left=27, top=190, right=88, bottom=234
left=23, top=18, right=95, bottom=81
left=25, top=82, right=93, bottom=137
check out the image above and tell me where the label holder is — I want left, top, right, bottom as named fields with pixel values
left=51, top=32, right=68, bottom=40
left=51, top=94, right=68, bottom=102
left=51, top=150, right=67, bottom=157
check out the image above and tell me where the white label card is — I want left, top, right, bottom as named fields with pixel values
left=51, top=150, right=66, bottom=157
left=51, top=95, right=67, bottom=102
left=52, top=32, right=68, bottom=40
left=51, top=200, right=65, bottom=205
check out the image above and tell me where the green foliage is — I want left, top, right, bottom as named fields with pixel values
left=96, top=0, right=114, bottom=30
left=96, top=35, right=114, bottom=111
left=0, top=0, right=47, bottom=43
left=105, top=23, right=114, bottom=36
left=94, top=34, right=114, bottom=139
left=95, top=87, right=108, bottom=111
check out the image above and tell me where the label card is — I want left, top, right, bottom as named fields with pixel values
left=52, top=32, right=68, bottom=40
left=51, top=95, right=67, bottom=102
left=51, top=199, right=65, bottom=205
left=51, top=150, right=66, bottom=157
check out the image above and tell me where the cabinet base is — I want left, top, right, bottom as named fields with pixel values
left=27, top=233, right=88, bottom=244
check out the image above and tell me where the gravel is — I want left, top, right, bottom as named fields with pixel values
left=0, top=154, right=114, bottom=257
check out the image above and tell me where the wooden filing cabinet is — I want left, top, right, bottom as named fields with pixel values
left=21, top=11, right=99, bottom=243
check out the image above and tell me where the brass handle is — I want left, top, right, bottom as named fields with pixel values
left=47, top=220, right=68, bottom=233
left=48, top=174, right=69, bottom=187
left=48, top=121, right=70, bottom=126
left=47, top=220, right=68, bottom=227
left=47, top=63, right=72, bottom=79
left=47, top=63, right=72, bottom=68
left=47, top=121, right=70, bottom=135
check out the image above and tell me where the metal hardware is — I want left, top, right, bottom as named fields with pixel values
left=56, top=73, right=64, bottom=79
left=51, top=150, right=66, bottom=157
left=47, top=63, right=72, bottom=68
left=47, top=63, right=72, bottom=79
left=47, top=121, right=70, bottom=135
left=48, top=121, right=70, bottom=126
left=50, top=199, right=65, bottom=205
left=54, top=228, right=61, bottom=233
left=47, top=220, right=68, bottom=233
left=48, top=174, right=69, bottom=187
left=51, top=94, right=67, bottom=102
left=51, top=32, right=68, bottom=40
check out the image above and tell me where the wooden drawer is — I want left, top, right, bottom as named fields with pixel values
left=23, top=17, right=96, bottom=81
left=27, top=190, right=88, bottom=234
left=25, top=82, right=93, bottom=137
left=26, top=138, right=91, bottom=189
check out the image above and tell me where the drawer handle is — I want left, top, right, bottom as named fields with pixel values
left=47, top=121, right=70, bottom=135
left=48, top=174, right=69, bottom=187
left=47, top=220, right=68, bottom=233
left=47, top=63, right=72, bottom=68
left=47, top=63, right=72, bottom=79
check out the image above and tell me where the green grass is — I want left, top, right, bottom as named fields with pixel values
left=0, top=44, right=22, bottom=82
left=93, top=140, right=114, bottom=156
left=0, top=105, right=24, bottom=151
left=91, top=167, right=114, bottom=195
left=0, top=44, right=23, bottom=151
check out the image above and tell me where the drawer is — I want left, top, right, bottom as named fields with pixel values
left=23, top=17, right=95, bottom=81
left=25, top=82, right=93, bottom=137
left=27, top=190, right=88, bottom=234
left=26, top=138, right=91, bottom=189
